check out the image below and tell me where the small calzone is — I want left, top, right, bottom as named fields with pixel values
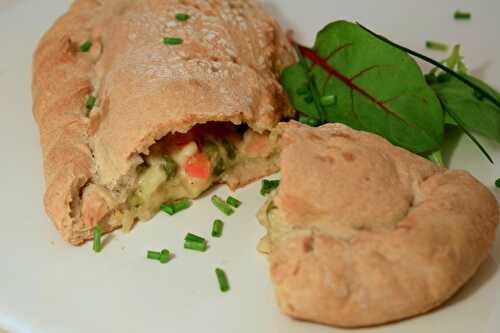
left=32, top=0, right=295, bottom=244
left=258, top=121, right=499, bottom=327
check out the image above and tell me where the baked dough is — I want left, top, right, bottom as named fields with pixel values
left=32, top=0, right=294, bottom=244
left=258, top=121, right=499, bottom=327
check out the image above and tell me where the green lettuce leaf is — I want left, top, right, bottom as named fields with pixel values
left=431, top=74, right=500, bottom=142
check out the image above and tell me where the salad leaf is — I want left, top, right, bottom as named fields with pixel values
left=431, top=74, right=500, bottom=142
left=281, top=21, right=444, bottom=154
left=426, top=45, right=500, bottom=142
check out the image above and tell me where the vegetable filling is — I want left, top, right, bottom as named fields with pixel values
left=127, top=123, right=277, bottom=226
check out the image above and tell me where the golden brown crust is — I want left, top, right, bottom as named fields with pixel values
left=33, top=0, right=294, bottom=244
left=262, top=122, right=499, bottom=327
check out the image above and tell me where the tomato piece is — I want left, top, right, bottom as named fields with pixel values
left=184, top=152, right=211, bottom=179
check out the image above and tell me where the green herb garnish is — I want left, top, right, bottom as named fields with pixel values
left=86, top=96, right=96, bottom=111
left=260, top=179, right=280, bottom=196
left=184, top=233, right=206, bottom=243
left=454, top=11, right=471, bottom=20
left=298, top=114, right=321, bottom=127
left=226, top=196, right=241, bottom=208
left=358, top=24, right=499, bottom=162
left=79, top=40, right=92, bottom=52
left=426, top=41, right=449, bottom=52
left=211, top=219, right=224, bottom=238
left=184, top=240, right=208, bottom=252
left=160, top=249, right=171, bottom=263
left=147, top=250, right=161, bottom=260
left=147, top=249, right=171, bottom=263
left=222, top=139, right=236, bottom=160
left=92, top=225, right=102, bottom=253
left=495, top=178, right=500, bottom=188
left=320, top=95, right=337, bottom=106
left=162, top=156, right=178, bottom=179
left=175, top=13, right=190, bottom=21
left=282, top=21, right=444, bottom=154
left=211, top=195, right=234, bottom=216
left=215, top=268, right=230, bottom=292
left=163, top=37, right=183, bottom=45
left=282, top=20, right=500, bottom=164
left=427, top=46, right=500, bottom=145
left=160, top=199, right=191, bottom=216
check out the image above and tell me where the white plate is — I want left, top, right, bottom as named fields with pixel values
left=1, top=1, right=499, bottom=332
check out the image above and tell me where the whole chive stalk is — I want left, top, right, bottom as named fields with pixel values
left=92, top=225, right=103, bottom=253
left=160, top=199, right=191, bottom=216
left=426, top=41, right=449, bottom=52
left=211, top=195, right=234, bottom=216
left=175, top=13, right=190, bottom=21
left=184, top=240, right=207, bottom=252
left=184, top=233, right=206, bottom=243
left=163, top=37, right=183, bottom=45
left=454, top=11, right=471, bottom=20
left=260, top=179, right=280, bottom=196
left=79, top=40, right=92, bottom=52
left=215, top=268, right=230, bottom=292
left=226, top=196, right=241, bottom=208
left=495, top=178, right=500, bottom=188
left=211, top=219, right=224, bottom=238
left=86, top=95, right=96, bottom=111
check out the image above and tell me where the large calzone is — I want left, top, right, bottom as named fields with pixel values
left=32, top=0, right=295, bottom=244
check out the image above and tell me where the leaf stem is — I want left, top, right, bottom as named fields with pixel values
left=445, top=108, right=494, bottom=163
left=427, top=150, right=446, bottom=167
left=294, top=46, right=326, bottom=123
left=357, top=23, right=500, bottom=110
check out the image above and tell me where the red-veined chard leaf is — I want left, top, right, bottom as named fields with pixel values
left=281, top=20, right=444, bottom=154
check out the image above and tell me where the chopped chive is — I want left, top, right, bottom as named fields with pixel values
left=175, top=13, right=190, bottom=21
left=147, top=250, right=161, bottom=260
left=184, top=239, right=208, bottom=252
left=260, top=179, right=280, bottom=196
left=86, top=95, right=96, bottom=111
left=215, top=268, right=230, bottom=292
left=211, top=219, right=224, bottom=237
left=184, top=233, right=206, bottom=243
left=226, top=196, right=242, bottom=208
left=79, top=40, right=92, bottom=52
left=211, top=195, right=234, bottom=216
left=92, top=225, right=102, bottom=253
left=425, top=41, right=449, bottom=52
left=160, top=199, right=191, bottom=216
left=298, top=114, right=321, bottom=127
left=454, top=11, right=471, bottom=20
left=296, top=85, right=309, bottom=95
left=159, top=249, right=171, bottom=263
left=495, top=178, right=500, bottom=188
left=320, top=95, right=337, bottom=106
left=163, top=37, right=183, bottom=45
left=162, top=157, right=178, bottom=179
left=222, top=139, right=237, bottom=160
